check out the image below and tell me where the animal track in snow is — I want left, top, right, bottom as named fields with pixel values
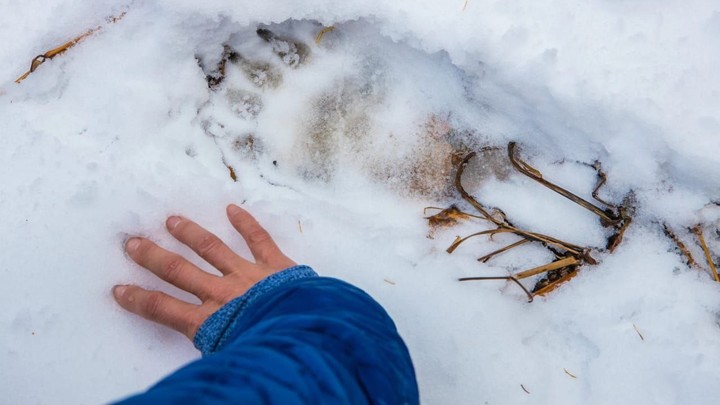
left=194, top=19, right=489, bottom=201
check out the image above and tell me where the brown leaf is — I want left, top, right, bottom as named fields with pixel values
left=426, top=205, right=473, bottom=229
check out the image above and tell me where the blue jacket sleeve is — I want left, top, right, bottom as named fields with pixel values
left=114, top=265, right=419, bottom=404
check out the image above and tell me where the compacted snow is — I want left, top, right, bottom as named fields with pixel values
left=2, top=1, right=720, bottom=403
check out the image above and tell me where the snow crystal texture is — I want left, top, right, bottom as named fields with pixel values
left=1, top=1, right=720, bottom=404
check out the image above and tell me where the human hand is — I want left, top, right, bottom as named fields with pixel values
left=113, top=204, right=296, bottom=340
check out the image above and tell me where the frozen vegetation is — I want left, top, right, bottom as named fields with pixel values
left=1, top=1, right=720, bottom=403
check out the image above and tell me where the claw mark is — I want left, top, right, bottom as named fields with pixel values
left=257, top=28, right=310, bottom=67
left=202, top=45, right=237, bottom=90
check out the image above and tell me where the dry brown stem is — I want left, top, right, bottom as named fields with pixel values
left=693, top=225, right=720, bottom=282
left=15, top=11, right=127, bottom=83
left=458, top=276, right=534, bottom=303
left=478, top=239, right=530, bottom=262
left=425, top=206, right=485, bottom=229
left=508, top=142, right=621, bottom=227
left=441, top=142, right=634, bottom=298
left=663, top=224, right=698, bottom=268
left=532, top=268, right=579, bottom=296
left=314, top=26, right=335, bottom=44
left=514, top=256, right=579, bottom=280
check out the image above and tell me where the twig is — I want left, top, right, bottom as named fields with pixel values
left=693, top=225, right=720, bottom=282
left=514, top=256, right=579, bottom=280
left=15, top=11, right=127, bottom=83
left=478, top=239, right=530, bottom=262
left=314, top=26, right=335, bottom=44
left=425, top=205, right=487, bottom=227
left=205, top=45, right=237, bottom=90
left=633, top=323, right=645, bottom=341
left=447, top=229, right=505, bottom=253
left=607, top=216, right=632, bottom=253
left=532, top=268, right=579, bottom=296
left=453, top=153, right=590, bottom=256
left=508, top=142, right=621, bottom=227
left=455, top=152, right=504, bottom=226
left=663, top=224, right=698, bottom=267
left=514, top=229, right=586, bottom=257
left=447, top=145, right=611, bottom=298
left=589, top=161, right=618, bottom=210
left=225, top=162, right=237, bottom=182
left=458, top=276, right=534, bottom=302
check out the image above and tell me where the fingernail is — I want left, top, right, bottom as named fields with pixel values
left=125, top=238, right=141, bottom=253
left=227, top=204, right=241, bottom=216
left=166, top=216, right=182, bottom=230
left=113, top=285, right=127, bottom=299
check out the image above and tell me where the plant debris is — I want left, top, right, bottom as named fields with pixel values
left=226, top=162, right=237, bottom=182
left=663, top=224, right=698, bottom=268
left=665, top=223, right=720, bottom=282
left=430, top=142, right=635, bottom=299
left=314, top=26, right=335, bottom=44
left=425, top=206, right=484, bottom=231
left=633, top=323, right=645, bottom=341
left=564, top=368, right=578, bottom=379
left=458, top=275, right=534, bottom=302
left=508, top=142, right=622, bottom=227
left=692, top=225, right=720, bottom=282
left=435, top=142, right=719, bottom=298
left=15, top=11, right=128, bottom=84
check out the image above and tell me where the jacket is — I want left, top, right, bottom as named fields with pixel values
left=115, top=265, right=419, bottom=404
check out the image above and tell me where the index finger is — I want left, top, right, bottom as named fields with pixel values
left=226, top=204, right=295, bottom=269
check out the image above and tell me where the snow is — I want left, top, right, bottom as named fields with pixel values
left=1, top=0, right=720, bottom=403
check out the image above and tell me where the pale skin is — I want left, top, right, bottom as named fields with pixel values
left=113, top=204, right=296, bottom=340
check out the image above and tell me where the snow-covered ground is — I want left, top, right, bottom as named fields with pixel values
left=2, top=1, right=720, bottom=403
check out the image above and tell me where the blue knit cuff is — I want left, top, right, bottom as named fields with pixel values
left=193, top=265, right=318, bottom=355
